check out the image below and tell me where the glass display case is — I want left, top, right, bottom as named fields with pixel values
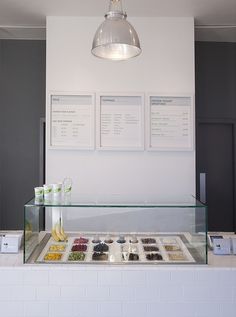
left=24, top=198, right=207, bottom=264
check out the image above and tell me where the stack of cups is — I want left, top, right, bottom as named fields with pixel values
left=34, top=178, right=72, bottom=203
left=63, top=178, right=72, bottom=202
left=34, top=187, right=44, bottom=204
left=43, top=184, right=53, bottom=203
left=52, top=183, right=62, bottom=202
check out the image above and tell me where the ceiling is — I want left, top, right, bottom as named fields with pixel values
left=0, top=0, right=236, bottom=41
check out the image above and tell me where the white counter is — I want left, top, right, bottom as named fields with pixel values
left=0, top=248, right=236, bottom=317
left=1, top=231, right=236, bottom=317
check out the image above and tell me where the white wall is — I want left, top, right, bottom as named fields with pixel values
left=46, top=17, right=195, bottom=203
left=1, top=265, right=236, bottom=317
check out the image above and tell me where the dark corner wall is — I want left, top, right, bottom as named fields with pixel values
left=195, top=41, right=236, bottom=232
left=0, top=40, right=46, bottom=230
left=195, top=42, right=236, bottom=119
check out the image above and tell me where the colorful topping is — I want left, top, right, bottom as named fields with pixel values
left=44, top=253, right=62, bottom=261
left=93, top=243, right=109, bottom=252
left=117, top=236, right=126, bottom=244
left=74, top=237, right=89, bottom=244
left=49, top=244, right=66, bottom=252
left=168, top=252, right=186, bottom=261
left=128, top=253, right=139, bottom=261
left=92, top=252, right=108, bottom=261
left=164, top=245, right=181, bottom=252
left=71, top=244, right=87, bottom=252
left=146, top=253, right=163, bottom=261
left=141, top=238, right=156, bottom=244
left=68, top=252, right=85, bottom=261
left=104, top=239, right=113, bottom=244
left=144, top=246, right=159, bottom=252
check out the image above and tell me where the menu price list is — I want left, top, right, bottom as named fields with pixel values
left=150, top=96, right=192, bottom=150
left=50, top=95, right=94, bottom=148
left=100, top=96, right=143, bottom=149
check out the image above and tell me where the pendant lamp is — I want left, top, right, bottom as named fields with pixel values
left=91, top=0, right=141, bottom=61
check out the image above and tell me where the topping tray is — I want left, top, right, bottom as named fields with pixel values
left=36, top=234, right=195, bottom=264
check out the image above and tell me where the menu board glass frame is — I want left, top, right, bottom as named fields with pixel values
left=49, top=92, right=95, bottom=150
left=146, top=94, right=194, bottom=151
left=96, top=93, right=145, bottom=151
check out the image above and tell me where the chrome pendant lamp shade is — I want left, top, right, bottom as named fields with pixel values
left=91, top=0, right=141, bottom=61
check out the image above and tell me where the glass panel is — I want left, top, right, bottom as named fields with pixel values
left=24, top=205, right=46, bottom=263
left=25, top=196, right=206, bottom=208
left=24, top=198, right=207, bottom=265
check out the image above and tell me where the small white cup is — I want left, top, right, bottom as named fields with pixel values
left=52, top=183, right=62, bottom=198
left=43, top=184, right=53, bottom=199
left=63, top=178, right=72, bottom=195
left=34, top=187, right=44, bottom=198
left=35, top=197, right=44, bottom=205
left=44, top=197, right=52, bottom=204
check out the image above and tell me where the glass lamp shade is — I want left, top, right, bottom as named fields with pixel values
left=92, top=11, right=141, bottom=61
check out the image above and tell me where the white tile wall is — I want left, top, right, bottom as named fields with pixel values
left=183, top=283, right=233, bottom=301
left=24, top=301, right=49, bottom=317
left=99, top=301, right=123, bottom=317
left=0, top=269, right=24, bottom=285
left=146, top=270, right=171, bottom=284
left=219, top=302, right=236, bottom=317
left=160, top=284, right=184, bottom=302
left=97, top=271, right=122, bottom=286
left=134, top=285, right=159, bottom=302
left=60, top=286, right=86, bottom=300
left=49, top=300, right=75, bottom=317
left=48, top=270, right=73, bottom=285
left=11, top=286, right=36, bottom=301
left=0, top=267, right=236, bottom=317
left=153, top=302, right=198, bottom=316
left=122, top=271, right=146, bottom=286
left=0, top=301, right=24, bottom=317
left=122, top=302, right=147, bottom=317
left=73, top=301, right=100, bottom=317
left=109, top=285, right=135, bottom=301
left=36, top=286, right=61, bottom=300
left=23, top=270, right=49, bottom=285
left=72, top=270, right=98, bottom=285
left=86, top=286, right=110, bottom=301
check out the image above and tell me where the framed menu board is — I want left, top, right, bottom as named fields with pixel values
left=147, top=95, right=193, bottom=151
left=49, top=93, right=95, bottom=149
left=97, top=93, right=144, bottom=150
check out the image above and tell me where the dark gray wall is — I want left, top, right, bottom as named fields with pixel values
left=195, top=42, right=236, bottom=232
left=0, top=40, right=46, bottom=230
left=196, top=42, right=236, bottom=120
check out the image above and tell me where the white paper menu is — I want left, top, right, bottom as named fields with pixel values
left=50, top=94, right=94, bottom=149
left=149, top=96, right=193, bottom=150
left=99, top=95, right=144, bottom=150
